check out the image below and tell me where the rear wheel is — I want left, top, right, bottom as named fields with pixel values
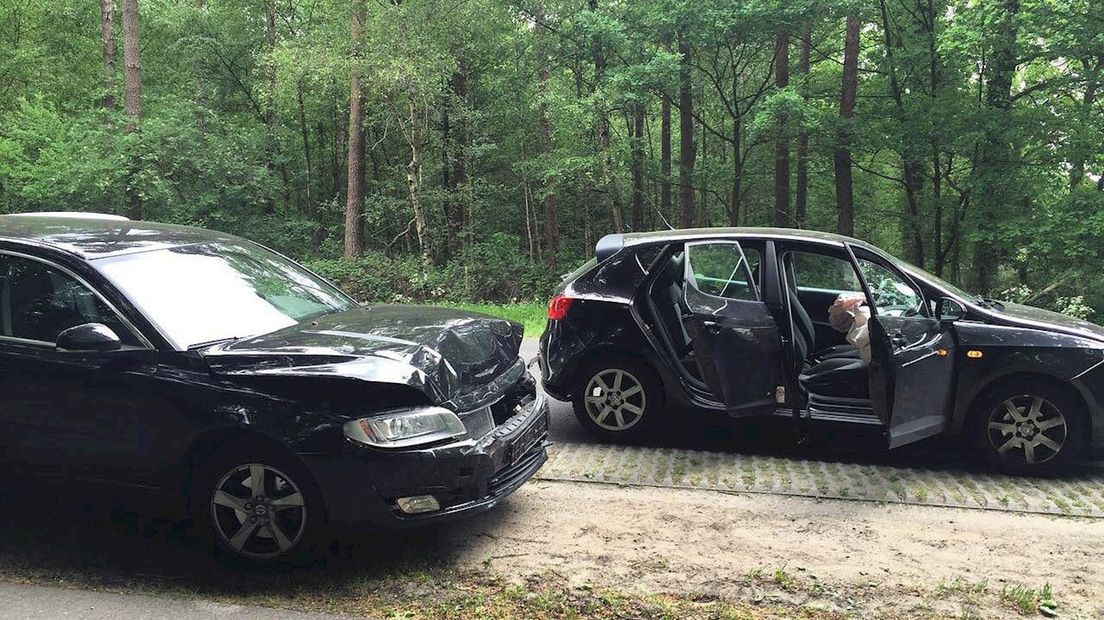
left=975, top=382, right=1088, bottom=476
left=572, top=357, right=664, bottom=442
left=193, top=445, right=326, bottom=563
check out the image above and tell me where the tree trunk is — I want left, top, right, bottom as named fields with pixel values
left=193, top=0, right=206, bottom=131
left=100, top=0, right=116, bottom=118
left=404, top=98, right=432, bottom=267
left=677, top=29, right=695, bottom=228
left=537, top=16, right=559, bottom=266
left=446, top=66, right=469, bottom=258
left=729, top=91, right=742, bottom=225
left=122, top=0, right=142, bottom=220
left=660, top=93, right=672, bottom=221
left=297, top=80, right=313, bottom=217
left=589, top=0, right=623, bottom=233
left=877, top=0, right=925, bottom=264
left=773, top=30, right=790, bottom=228
left=263, top=0, right=278, bottom=214
left=1070, top=56, right=1100, bottom=189
left=630, top=104, right=645, bottom=231
left=344, top=0, right=366, bottom=258
left=794, top=26, right=811, bottom=229
left=972, top=0, right=1020, bottom=292
left=834, top=15, right=859, bottom=236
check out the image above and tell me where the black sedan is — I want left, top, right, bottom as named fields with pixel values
left=0, top=212, right=548, bottom=561
left=539, top=227, right=1104, bottom=475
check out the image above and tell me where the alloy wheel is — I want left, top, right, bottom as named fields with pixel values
left=210, top=463, right=307, bottom=559
left=986, top=395, right=1068, bottom=466
left=584, top=368, right=647, bottom=431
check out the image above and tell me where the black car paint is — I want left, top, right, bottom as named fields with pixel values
left=540, top=227, right=1104, bottom=450
left=0, top=214, right=549, bottom=528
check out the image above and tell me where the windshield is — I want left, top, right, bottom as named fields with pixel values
left=897, top=261, right=976, bottom=301
left=94, top=242, right=357, bottom=349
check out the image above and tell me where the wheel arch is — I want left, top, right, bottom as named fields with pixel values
left=563, top=344, right=684, bottom=408
left=958, top=372, right=1092, bottom=440
left=180, top=427, right=320, bottom=513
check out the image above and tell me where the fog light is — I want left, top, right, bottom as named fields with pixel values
left=396, top=495, right=440, bottom=514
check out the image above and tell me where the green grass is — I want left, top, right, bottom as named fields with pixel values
left=437, top=301, right=548, bottom=338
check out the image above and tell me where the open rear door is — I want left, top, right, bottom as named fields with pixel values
left=868, top=315, right=956, bottom=448
left=681, top=241, right=782, bottom=416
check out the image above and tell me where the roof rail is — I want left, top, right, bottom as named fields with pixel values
left=4, top=212, right=130, bottom=222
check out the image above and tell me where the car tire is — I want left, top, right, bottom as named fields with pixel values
left=572, top=356, right=664, bottom=443
left=192, top=444, right=327, bottom=564
left=973, top=381, right=1089, bottom=476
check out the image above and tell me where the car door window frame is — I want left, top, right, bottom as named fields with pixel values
left=682, top=240, right=761, bottom=302
left=846, top=246, right=931, bottom=320
left=0, top=249, right=154, bottom=350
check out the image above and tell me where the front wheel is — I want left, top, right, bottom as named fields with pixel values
left=193, top=446, right=326, bottom=563
left=572, top=357, right=664, bottom=443
left=975, top=383, right=1088, bottom=476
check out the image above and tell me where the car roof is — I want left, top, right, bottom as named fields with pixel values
left=0, top=212, right=241, bottom=260
left=597, top=227, right=879, bottom=261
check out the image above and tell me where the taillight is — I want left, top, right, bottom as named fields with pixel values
left=547, top=295, right=574, bottom=320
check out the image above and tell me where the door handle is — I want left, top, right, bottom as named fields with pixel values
left=888, top=330, right=909, bottom=347
left=701, top=320, right=722, bottom=335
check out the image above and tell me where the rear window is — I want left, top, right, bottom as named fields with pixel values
left=563, top=257, right=597, bottom=282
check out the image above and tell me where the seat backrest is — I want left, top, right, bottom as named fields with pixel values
left=784, top=256, right=816, bottom=362
left=650, top=253, right=690, bottom=350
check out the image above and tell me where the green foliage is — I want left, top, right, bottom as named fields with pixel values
left=306, top=234, right=558, bottom=305
left=0, top=0, right=1102, bottom=320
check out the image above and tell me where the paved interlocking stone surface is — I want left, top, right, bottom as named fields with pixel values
left=535, top=443, right=1104, bottom=517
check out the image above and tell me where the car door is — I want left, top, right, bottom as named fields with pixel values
left=680, top=240, right=782, bottom=416
left=0, top=251, right=170, bottom=484
left=855, top=250, right=957, bottom=448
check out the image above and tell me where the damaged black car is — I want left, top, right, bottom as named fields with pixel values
left=0, top=212, right=548, bottom=561
left=539, top=228, right=1104, bottom=475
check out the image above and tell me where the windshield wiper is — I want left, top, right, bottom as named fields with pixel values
left=187, top=336, right=246, bottom=351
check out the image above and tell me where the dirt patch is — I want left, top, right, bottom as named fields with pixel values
left=444, top=480, right=1104, bottom=618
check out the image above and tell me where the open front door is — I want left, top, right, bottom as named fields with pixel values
left=681, top=241, right=782, bottom=416
left=858, top=252, right=957, bottom=448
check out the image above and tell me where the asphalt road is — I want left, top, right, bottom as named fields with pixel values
left=0, top=582, right=345, bottom=620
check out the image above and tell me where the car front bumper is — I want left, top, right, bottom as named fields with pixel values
left=302, top=392, right=550, bottom=528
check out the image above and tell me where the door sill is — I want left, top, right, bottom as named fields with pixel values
left=772, top=392, right=881, bottom=426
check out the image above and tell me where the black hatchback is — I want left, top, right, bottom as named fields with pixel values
left=0, top=212, right=548, bottom=561
left=539, top=228, right=1104, bottom=475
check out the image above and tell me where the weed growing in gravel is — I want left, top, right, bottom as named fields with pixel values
left=937, top=577, right=989, bottom=602
left=772, top=565, right=797, bottom=591
left=1000, top=583, right=1056, bottom=616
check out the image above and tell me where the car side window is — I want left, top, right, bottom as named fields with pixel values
left=0, top=254, right=139, bottom=346
left=857, top=258, right=923, bottom=316
left=685, top=242, right=758, bottom=301
left=790, top=251, right=863, bottom=294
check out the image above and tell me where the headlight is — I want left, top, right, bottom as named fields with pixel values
left=343, top=406, right=466, bottom=448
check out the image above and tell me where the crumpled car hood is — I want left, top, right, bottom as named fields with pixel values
left=202, top=304, right=525, bottom=410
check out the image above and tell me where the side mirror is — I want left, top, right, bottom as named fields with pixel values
left=56, top=323, right=122, bottom=353
left=936, top=297, right=966, bottom=323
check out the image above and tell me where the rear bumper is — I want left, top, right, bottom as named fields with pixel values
left=302, top=393, right=550, bottom=528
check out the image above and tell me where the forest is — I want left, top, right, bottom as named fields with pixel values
left=1, top=0, right=1102, bottom=317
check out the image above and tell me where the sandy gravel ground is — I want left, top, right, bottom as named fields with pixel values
left=441, top=479, right=1104, bottom=617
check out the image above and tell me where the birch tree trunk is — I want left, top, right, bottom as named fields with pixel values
left=101, top=0, right=117, bottom=118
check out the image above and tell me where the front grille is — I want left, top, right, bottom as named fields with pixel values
left=488, top=444, right=545, bottom=496
left=460, top=406, right=494, bottom=440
